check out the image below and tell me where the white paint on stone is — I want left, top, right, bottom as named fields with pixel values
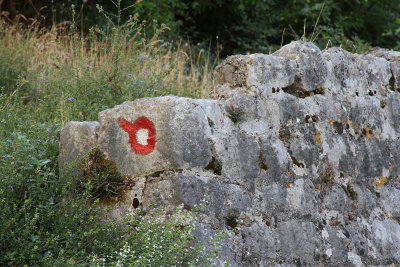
left=136, top=128, right=149, bottom=145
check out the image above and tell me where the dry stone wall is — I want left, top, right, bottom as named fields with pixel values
left=59, top=41, right=400, bottom=266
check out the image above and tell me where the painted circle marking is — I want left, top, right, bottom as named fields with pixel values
left=117, top=117, right=156, bottom=154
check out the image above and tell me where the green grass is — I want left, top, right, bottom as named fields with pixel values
left=0, top=15, right=222, bottom=266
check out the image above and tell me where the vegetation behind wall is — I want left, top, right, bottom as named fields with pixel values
left=2, top=0, right=400, bottom=56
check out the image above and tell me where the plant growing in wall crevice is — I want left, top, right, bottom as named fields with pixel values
left=72, top=147, right=132, bottom=204
left=227, top=104, right=243, bottom=124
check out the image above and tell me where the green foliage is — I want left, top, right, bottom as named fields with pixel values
left=5, top=0, right=400, bottom=57
left=73, top=147, right=127, bottom=204
left=227, top=104, right=243, bottom=124
left=92, top=198, right=225, bottom=266
left=177, top=0, right=400, bottom=55
left=0, top=116, right=121, bottom=265
left=208, top=117, right=215, bottom=128
left=3, top=0, right=400, bottom=56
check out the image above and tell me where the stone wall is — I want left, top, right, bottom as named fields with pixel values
left=59, top=41, right=400, bottom=266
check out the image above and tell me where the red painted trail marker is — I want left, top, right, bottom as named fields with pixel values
left=117, top=117, right=156, bottom=154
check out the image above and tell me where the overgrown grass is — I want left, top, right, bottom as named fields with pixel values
left=0, top=15, right=213, bottom=123
left=0, top=15, right=219, bottom=266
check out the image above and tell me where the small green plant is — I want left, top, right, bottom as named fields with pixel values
left=208, top=117, right=215, bottom=128
left=72, top=147, right=132, bottom=204
left=206, top=156, right=223, bottom=175
left=91, top=195, right=228, bottom=266
left=227, top=104, right=243, bottom=124
left=343, top=184, right=357, bottom=200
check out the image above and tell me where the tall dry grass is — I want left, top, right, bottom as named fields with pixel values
left=0, top=17, right=215, bottom=123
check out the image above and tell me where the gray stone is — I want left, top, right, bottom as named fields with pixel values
left=380, top=187, right=400, bottom=217
left=254, top=183, right=289, bottom=216
left=274, top=41, right=328, bottom=93
left=97, top=96, right=213, bottom=177
left=323, top=47, right=391, bottom=97
left=324, top=184, right=350, bottom=213
left=213, top=130, right=260, bottom=191
left=237, top=222, right=276, bottom=264
left=277, top=220, right=319, bottom=264
left=372, top=219, right=400, bottom=262
left=286, top=178, right=320, bottom=217
left=59, top=121, right=99, bottom=176
left=364, top=47, right=400, bottom=62
left=324, top=225, right=350, bottom=265
left=248, top=54, right=296, bottom=95
left=214, top=55, right=249, bottom=88
left=352, top=184, right=377, bottom=215
left=258, top=136, right=290, bottom=184
left=345, top=222, right=370, bottom=259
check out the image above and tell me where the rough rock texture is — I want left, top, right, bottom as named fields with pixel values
left=60, top=41, right=400, bottom=266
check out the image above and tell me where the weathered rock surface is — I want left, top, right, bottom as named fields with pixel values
left=60, top=41, right=400, bottom=266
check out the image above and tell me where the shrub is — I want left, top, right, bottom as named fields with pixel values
left=91, top=199, right=226, bottom=266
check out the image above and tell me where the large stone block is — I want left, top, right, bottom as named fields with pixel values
left=59, top=121, right=99, bottom=176
left=248, top=54, right=296, bottom=95
left=286, top=178, right=320, bottom=217
left=323, top=184, right=350, bottom=213
left=97, top=96, right=214, bottom=176
left=213, top=130, right=260, bottom=191
left=277, top=220, right=320, bottom=264
left=372, top=219, right=400, bottom=262
left=273, top=41, right=328, bottom=93
left=323, top=47, right=391, bottom=96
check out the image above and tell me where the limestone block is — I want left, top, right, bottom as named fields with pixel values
left=389, top=62, right=400, bottom=91
left=213, top=130, right=260, bottom=191
left=323, top=185, right=350, bottom=213
left=366, top=48, right=400, bottom=91
left=324, top=226, right=349, bottom=264
left=254, top=183, right=289, bottom=215
left=142, top=172, right=252, bottom=225
left=97, top=96, right=213, bottom=177
left=372, top=219, right=400, bottom=261
left=213, top=53, right=297, bottom=98
left=323, top=47, right=391, bottom=96
left=277, top=220, right=320, bottom=264
left=273, top=41, right=328, bottom=92
left=351, top=184, right=377, bottom=215
left=286, top=178, right=320, bottom=217
left=214, top=55, right=249, bottom=88
left=258, top=136, right=290, bottom=183
left=194, top=223, right=240, bottom=267
left=385, top=93, right=400, bottom=134
left=380, top=187, right=400, bottom=217
left=247, top=54, right=296, bottom=95
left=59, top=121, right=99, bottom=176
left=364, top=47, right=400, bottom=62
left=239, top=222, right=276, bottom=262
